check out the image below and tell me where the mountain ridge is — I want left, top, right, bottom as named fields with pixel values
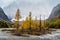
left=0, top=7, right=10, bottom=22
left=48, top=4, right=60, bottom=19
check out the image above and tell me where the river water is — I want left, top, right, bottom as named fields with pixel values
left=0, top=28, right=60, bottom=40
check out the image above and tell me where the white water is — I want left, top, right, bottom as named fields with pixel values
left=0, top=28, right=60, bottom=40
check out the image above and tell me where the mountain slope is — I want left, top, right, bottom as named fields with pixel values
left=0, top=7, right=10, bottom=22
left=49, top=4, right=60, bottom=19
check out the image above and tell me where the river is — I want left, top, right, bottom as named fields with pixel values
left=0, top=28, right=60, bottom=40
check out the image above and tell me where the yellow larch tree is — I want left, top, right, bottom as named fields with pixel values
left=13, top=9, right=21, bottom=31
left=20, top=12, right=39, bottom=31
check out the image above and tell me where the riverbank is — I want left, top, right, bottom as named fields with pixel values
left=0, top=28, right=60, bottom=40
left=1, top=28, right=54, bottom=36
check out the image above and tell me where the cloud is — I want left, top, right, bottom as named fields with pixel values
left=2, top=0, right=60, bottom=20
left=0, top=0, right=15, bottom=8
left=3, top=0, right=51, bottom=20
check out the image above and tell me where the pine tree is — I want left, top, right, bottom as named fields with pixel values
left=35, top=16, right=37, bottom=26
left=14, top=9, right=21, bottom=31
left=44, top=15, right=46, bottom=28
left=39, top=15, right=41, bottom=28
left=28, top=12, right=32, bottom=32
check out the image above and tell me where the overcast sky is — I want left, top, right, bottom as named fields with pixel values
left=0, top=0, right=60, bottom=20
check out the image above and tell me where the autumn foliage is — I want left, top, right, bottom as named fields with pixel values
left=13, top=9, right=48, bottom=35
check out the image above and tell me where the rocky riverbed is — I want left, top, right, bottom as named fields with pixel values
left=0, top=28, right=60, bottom=40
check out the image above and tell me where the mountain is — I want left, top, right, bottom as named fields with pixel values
left=3, top=1, right=30, bottom=21
left=0, top=7, right=10, bottom=22
left=49, top=4, right=60, bottom=19
left=3, top=1, right=18, bottom=19
left=3, top=1, right=26, bottom=19
left=3, top=1, right=44, bottom=20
